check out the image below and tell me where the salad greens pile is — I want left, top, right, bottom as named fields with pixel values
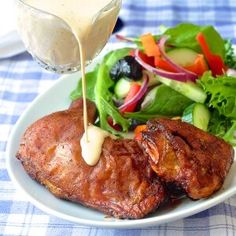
left=71, top=23, right=236, bottom=146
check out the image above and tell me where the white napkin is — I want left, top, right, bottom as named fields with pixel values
left=0, top=31, right=26, bottom=59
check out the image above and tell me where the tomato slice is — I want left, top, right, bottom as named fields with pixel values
left=107, top=117, right=121, bottom=131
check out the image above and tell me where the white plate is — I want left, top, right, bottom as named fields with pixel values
left=6, top=50, right=236, bottom=229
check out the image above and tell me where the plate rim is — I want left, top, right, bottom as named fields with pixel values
left=5, top=48, right=236, bottom=229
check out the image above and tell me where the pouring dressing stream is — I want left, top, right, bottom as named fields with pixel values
left=17, top=0, right=121, bottom=165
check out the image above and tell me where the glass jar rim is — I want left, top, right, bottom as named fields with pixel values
left=16, top=0, right=121, bottom=16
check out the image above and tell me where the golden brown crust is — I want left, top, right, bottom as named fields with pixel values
left=16, top=99, right=166, bottom=219
left=140, top=118, right=234, bottom=200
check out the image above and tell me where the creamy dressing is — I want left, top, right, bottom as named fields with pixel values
left=80, top=125, right=111, bottom=165
left=18, top=0, right=120, bottom=165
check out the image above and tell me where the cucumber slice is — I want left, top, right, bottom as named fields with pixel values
left=141, top=86, right=158, bottom=110
left=182, top=103, right=210, bottom=131
left=114, top=78, right=131, bottom=99
left=158, top=76, right=207, bottom=103
left=145, top=71, right=160, bottom=87
left=167, top=48, right=198, bottom=67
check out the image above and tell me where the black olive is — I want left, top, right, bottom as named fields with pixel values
left=129, top=119, right=146, bottom=130
left=110, top=56, right=143, bottom=81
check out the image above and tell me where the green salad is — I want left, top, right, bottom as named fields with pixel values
left=70, top=23, right=236, bottom=146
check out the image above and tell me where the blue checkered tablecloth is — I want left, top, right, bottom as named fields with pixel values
left=1, top=0, right=236, bottom=235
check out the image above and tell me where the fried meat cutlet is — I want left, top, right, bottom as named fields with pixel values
left=16, top=99, right=166, bottom=219
left=140, top=118, right=234, bottom=200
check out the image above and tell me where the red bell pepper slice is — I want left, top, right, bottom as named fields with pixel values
left=120, top=83, right=141, bottom=113
left=130, top=49, right=155, bottom=67
left=154, top=56, right=179, bottom=72
left=196, top=32, right=226, bottom=76
left=184, top=54, right=209, bottom=76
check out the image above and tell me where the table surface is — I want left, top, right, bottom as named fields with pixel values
left=1, top=0, right=236, bottom=235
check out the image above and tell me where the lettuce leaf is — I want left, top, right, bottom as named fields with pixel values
left=199, top=72, right=236, bottom=119
left=223, top=120, right=236, bottom=146
left=208, top=110, right=236, bottom=146
left=224, top=39, right=236, bottom=69
left=140, top=84, right=193, bottom=115
left=94, top=61, right=130, bottom=134
left=199, top=72, right=236, bottom=146
left=70, top=67, right=98, bottom=102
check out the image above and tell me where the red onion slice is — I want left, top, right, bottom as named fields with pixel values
left=119, top=74, right=149, bottom=113
left=158, top=36, right=198, bottom=82
left=115, top=34, right=135, bottom=43
left=135, top=49, right=190, bottom=82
